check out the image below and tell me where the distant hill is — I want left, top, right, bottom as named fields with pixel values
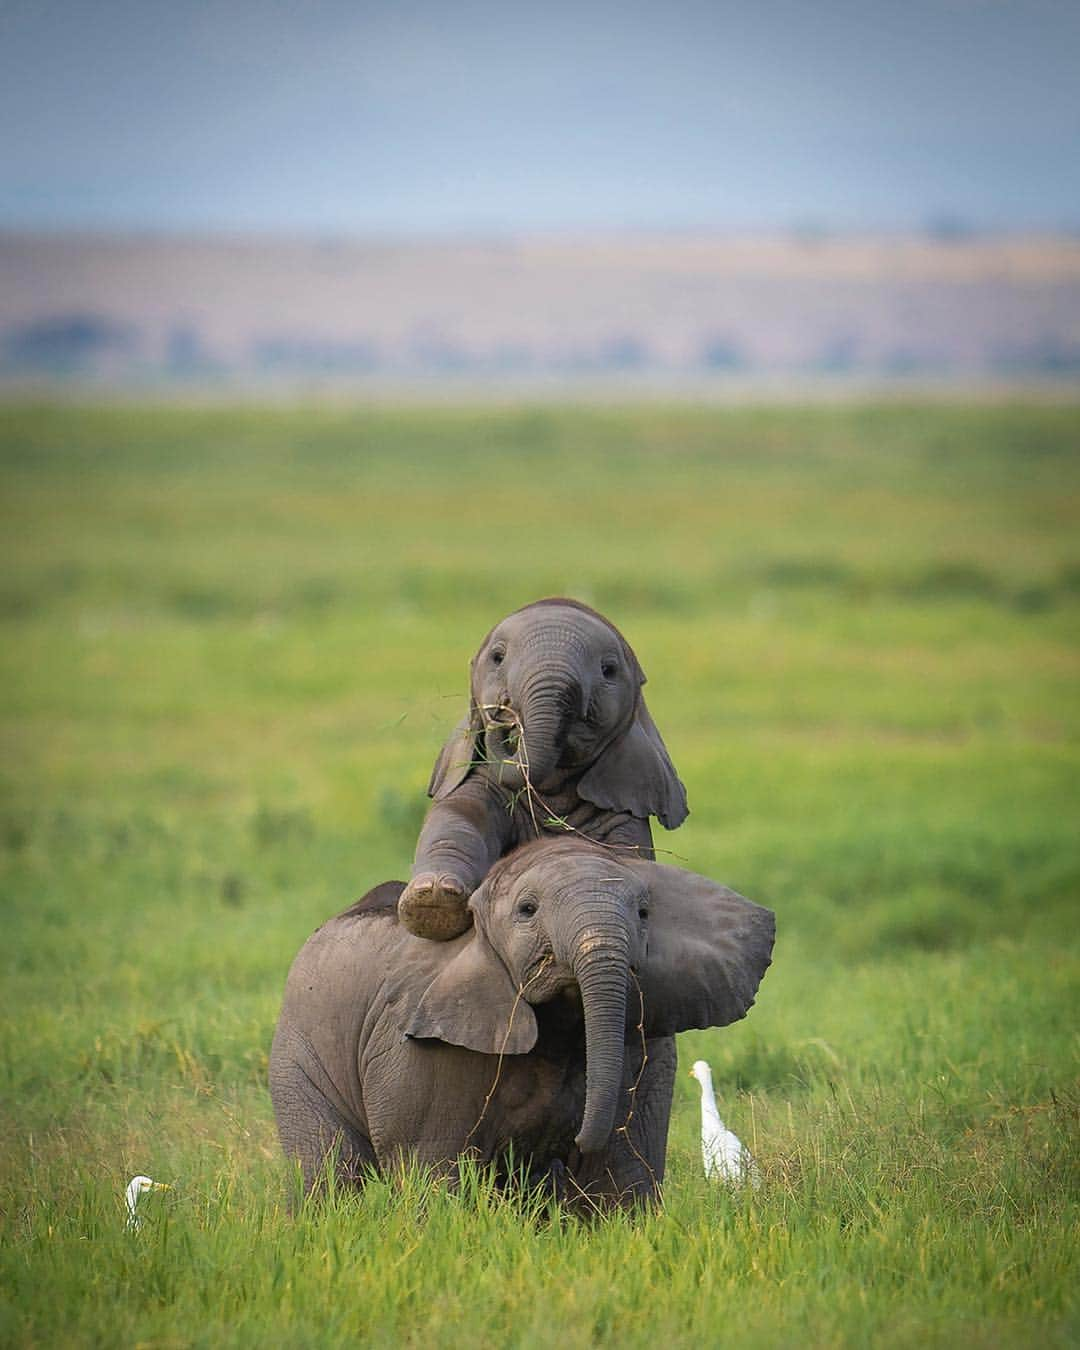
left=2, top=231, right=1079, bottom=390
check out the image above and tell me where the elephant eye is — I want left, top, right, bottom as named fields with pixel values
left=490, top=645, right=506, bottom=666
left=518, top=898, right=538, bottom=918
left=637, top=904, right=650, bottom=921
left=601, top=657, right=618, bottom=679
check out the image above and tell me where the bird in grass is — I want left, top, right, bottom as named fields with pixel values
left=688, top=1060, right=759, bottom=1186
left=124, top=1175, right=170, bottom=1231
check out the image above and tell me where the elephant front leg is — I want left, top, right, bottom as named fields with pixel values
left=585, top=810, right=656, bottom=861
left=269, top=1023, right=377, bottom=1203
left=399, top=777, right=512, bottom=940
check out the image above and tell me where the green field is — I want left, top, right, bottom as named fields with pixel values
left=1, top=401, right=1078, bottom=1347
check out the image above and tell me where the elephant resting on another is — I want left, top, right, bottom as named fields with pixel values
left=270, top=837, right=774, bottom=1212
left=399, top=598, right=689, bottom=942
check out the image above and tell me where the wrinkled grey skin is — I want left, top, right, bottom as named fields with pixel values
left=270, top=837, right=774, bottom=1213
left=399, top=599, right=689, bottom=941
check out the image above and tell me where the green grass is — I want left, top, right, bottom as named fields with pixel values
left=1, top=400, right=1078, bottom=1347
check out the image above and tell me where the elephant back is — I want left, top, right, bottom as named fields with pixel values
left=338, top=880, right=408, bottom=922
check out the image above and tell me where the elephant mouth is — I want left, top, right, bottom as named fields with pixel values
left=559, top=717, right=602, bottom=765
left=485, top=734, right=525, bottom=787
left=522, top=955, right=574, bottom=1002
left=483, top=711, right=536, bottom=786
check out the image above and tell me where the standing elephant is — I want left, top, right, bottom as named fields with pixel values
left=270, top=837, right=774, bottom=1212
left=399, top=598, right=689, bottom=940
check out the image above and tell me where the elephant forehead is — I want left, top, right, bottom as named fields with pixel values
left=517, top=849, right=644, bottom=899
left=496, top=606, right=616, bottom=652
left=554, top=865, right=647, bottom=904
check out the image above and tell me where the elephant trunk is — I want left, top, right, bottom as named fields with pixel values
left=570, top=922, right=632, bottom=1155
left=513, top=662, right=583, bottom=791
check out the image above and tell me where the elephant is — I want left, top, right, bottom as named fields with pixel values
left=269, top=836, right=774, bottom=1213
left=399, top=598, right=689, bottom=941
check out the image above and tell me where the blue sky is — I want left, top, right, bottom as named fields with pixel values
left=2, top=0, right=1078, bottom=233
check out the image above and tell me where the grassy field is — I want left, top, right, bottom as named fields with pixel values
left=1, top=400, right=1077, bottom=1347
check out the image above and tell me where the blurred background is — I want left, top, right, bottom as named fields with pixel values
left=2, top=0, right=1079, bottom=395
left=3, top=5, right=1079, bottom=1342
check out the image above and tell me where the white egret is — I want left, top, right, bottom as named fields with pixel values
left=124, top=1175, right=170, bottom=1230
left=688, top=1060, right=759, bottom=1186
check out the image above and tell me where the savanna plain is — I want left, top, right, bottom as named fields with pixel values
left=1, top=401, right=1077, bottom=1348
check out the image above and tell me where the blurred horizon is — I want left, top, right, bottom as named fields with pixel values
left=3, top=228, right=1079, bottom=392
left=5, top=1, right=1079, bottom=393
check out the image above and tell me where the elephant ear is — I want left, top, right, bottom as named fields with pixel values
left=428, top=708, right=484, bottom=800
left=577, top=696, right=689, bottom=830
left=632, top=862, right=775, bottom=1037
left=392, top=927, right=538, bottom=1056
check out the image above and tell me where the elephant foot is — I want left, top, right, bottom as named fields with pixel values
left=547, top=1158, right=568, bottom=1206
left=398, top=873, right=471, bottom=940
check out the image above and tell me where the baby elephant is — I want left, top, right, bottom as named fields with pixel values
left=400, top=598, right=689, bottom=940
left=270, top=837, right=774, bottom=1212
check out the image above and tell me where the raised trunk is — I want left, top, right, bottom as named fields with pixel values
left=572, top=934, right=632, bottom=1155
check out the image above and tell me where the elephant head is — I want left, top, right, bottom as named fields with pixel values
left=428, top=598, right=688, bottom=829
left=392, top=838, right=774, bottom=1157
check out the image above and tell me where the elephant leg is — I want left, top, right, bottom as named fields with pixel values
left=567, top=1035, right=677, bottom=1213
left=400, top=778, right=512, bottom=940
left=572, top=808, right=656, bottom=861
left=269, top=1029, right=377, bottom=1201
left=543, top=1157, right=568, bottom=1206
